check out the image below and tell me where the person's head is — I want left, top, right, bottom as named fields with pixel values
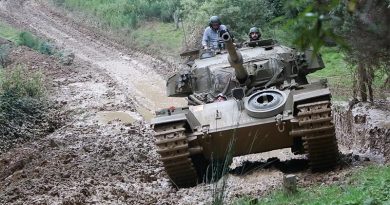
left=209, top=16, right=221, bottom=30
left=249, top=27, right=261, bottom=41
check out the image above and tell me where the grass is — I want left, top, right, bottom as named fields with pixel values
left=307, top=47, right=352, bottom=100
left=0, top=66, right=45, bottom=99
left=18, top=32, right=56, bottom=55
left=0, top=22, right=21, bottom=43
left=131, top=22, right=184, bottom=56
left=309, top=47, right=352, bottom=85
left=234, top=165, right=390, bottom=205
left=56, top=0, right=139, bottom=29
left=0, top=21, right=56, bottom=55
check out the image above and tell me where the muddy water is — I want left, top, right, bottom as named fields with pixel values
left=96, top=111, right=138, bottom=124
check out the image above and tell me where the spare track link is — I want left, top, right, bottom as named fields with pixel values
left=291, top=100, right=339, bottom=170
left=154, top=122, right=198, bottom=188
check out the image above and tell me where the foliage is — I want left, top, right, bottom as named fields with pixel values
left=131, top=22, right=183, bottom=56
left=52, top=0, right=389, bottom=100
left=281, top=0, right=390, bottom=101
left=0, top=66, right=56, bottom=153
left=181, top=0, right=284, bottom=40
left=234, top=165, right=390, bottom=205
left=209, top=137, right=235, bottom=205
left=334, top=0, right=390, bottom=101
left=18, top=32, right=56, bottom=55
left=0, top=22, right=21, bottom=44
left=56, top=0, right=180, bottom=29
left=0, top=66, right=45, bottom=98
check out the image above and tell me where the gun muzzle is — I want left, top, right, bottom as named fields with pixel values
left=222, top=32, right=248, bottom=83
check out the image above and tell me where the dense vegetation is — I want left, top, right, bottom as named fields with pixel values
left=52, top=0, right=389, bottom=101
left=235, top=165, right=390, bottom=205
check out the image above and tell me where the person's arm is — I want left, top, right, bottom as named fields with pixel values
left=202, top=28, right=209, bottom=49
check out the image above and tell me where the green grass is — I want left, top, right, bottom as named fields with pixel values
left=0, top=21, right=57, bottom=55
left=235, top=165, right=390, bottom=205
left=18, top=32, right=56, bottom=55
left=308, top=47, right=353, bottom=100
left=131, top=22, right=183, bottom=56
left=309, top=47, right=352, bottom=85
left=0, top=22, right=21, bottom=43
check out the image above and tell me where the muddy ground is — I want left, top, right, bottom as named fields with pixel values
left=0, top=0, right=389, bottom=204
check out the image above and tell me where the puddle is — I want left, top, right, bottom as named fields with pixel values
left=136, top=106, right=155, bottom=121
left=96, top=111, right=137, bottom=124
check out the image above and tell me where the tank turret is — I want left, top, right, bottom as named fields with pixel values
left=221, top=31, right=248, bottom=84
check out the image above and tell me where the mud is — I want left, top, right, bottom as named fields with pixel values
left=0, top=0, right=389, bottom=204
left=96, top=111, right=138, bottom=124
left=334, top=101, right=390, bottom=163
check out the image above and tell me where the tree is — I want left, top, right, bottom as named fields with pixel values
left=337, top=0, right=390, bottom=101
left=283, top=0, right=390, bottom=102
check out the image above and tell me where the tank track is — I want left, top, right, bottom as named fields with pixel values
left=154, top=122, right=198, bottom=188
left=291, top=100, right=339, bottom=170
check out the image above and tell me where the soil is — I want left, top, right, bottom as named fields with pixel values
left=0, top=0, right=389, bottom=204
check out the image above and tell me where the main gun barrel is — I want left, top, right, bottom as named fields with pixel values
left=221, top=32, right=248, bottom=84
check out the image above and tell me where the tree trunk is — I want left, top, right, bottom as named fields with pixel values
left=352, top=70, right=358, bottom=101
left=358, top=63, right=367, bottom=102
left=173, top=9, right=179, bottom=30
left=367, top=67, right=374, bottom=102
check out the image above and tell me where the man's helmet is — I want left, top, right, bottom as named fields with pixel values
left=249, top=27, right=261, bottom=36
left=209, top=16, right=221, bottom=27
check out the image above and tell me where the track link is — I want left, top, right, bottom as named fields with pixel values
left=154, top=122, right=198, bottom=188
left=291, top=100, right=339, bottom=170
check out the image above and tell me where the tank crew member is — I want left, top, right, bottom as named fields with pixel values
left=249, top=27, right=261, bottom=41
left=202, top=16, right=228, bottom=49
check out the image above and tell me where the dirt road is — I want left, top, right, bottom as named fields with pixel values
left=0, top=0, right=385, bottom=204
left=0, top=0, right=186, bottom=120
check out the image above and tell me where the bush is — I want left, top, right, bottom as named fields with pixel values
left=18, top=32, right=57, bottom=55
left=0, top=67, right=45, bottom=98
left=39, top=41, right=55, bottom=55
left=18, top=32, right=41, bottom=50
left=0, top=66, right=55, bottom=153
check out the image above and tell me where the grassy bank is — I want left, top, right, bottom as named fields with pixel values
left=235, top=165, right=390, bottom=205
left=130, top=22, right=183, bottom=56
left=0, top=21, right=57, bottom=55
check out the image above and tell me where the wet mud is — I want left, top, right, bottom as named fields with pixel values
left=0, top=0, right=388, bottom=204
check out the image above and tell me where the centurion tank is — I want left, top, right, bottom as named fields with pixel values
left=152, top=31, right=339, bottom=188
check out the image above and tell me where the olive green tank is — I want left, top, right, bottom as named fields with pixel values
left=152, top=32, right=339, bottom=188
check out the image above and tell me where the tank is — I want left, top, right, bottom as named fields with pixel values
left=152, top=31, right=339, bottom=188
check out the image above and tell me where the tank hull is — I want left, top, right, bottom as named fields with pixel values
left=152, top=81, right=338, bottom=187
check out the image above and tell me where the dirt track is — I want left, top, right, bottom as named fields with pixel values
left=0, top=0, right=388, bottom=204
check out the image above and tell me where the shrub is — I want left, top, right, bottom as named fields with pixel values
left=0, top=66, right=55, bottom=153
left=18, top=32, right=41, bottom=50
left=18, top=32, right=57, bottom=55
left=39, top=41, right=55, bottom=55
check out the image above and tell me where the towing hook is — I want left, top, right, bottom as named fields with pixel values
left=275, top=114, right=285, bottom=133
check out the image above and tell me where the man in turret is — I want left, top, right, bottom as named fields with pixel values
left=202, top=16, right=228, bottom=49
left=248, top=27, right=261, bottom=41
